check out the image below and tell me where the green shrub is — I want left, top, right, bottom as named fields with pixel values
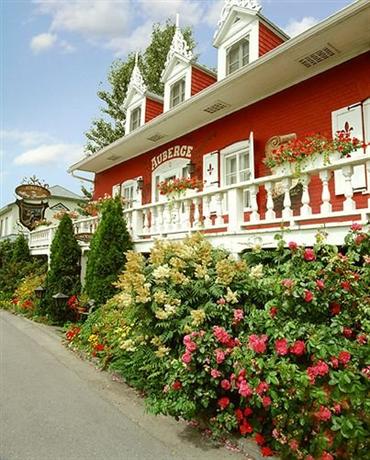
left=41, top=214, right=81, bottom=323
left=68, top=228, right=370, bottom=459
left=84, top=197, right=133, bottom=305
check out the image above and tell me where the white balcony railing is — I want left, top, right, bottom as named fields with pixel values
left=29, top=154, right=370, bottom=253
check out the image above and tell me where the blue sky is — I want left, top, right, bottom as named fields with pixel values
left=1, top=0, right=353, bottom=206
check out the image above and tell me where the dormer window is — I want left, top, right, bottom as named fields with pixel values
left=170, top=78, right=186, bottom=108
left=130, top=106, right=142, bottom=131
left=226, top=37, right=249, bottom=75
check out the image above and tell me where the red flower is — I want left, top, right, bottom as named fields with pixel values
left=330, top=302, right=341, bottom=315
left=255, top=433, right=266, bottom=445
left=261, top=446, right=274, bottom=457
left=316, top=279, right=325, bottom=290
left=172, top=380, right=182, bottom=391
left=304, top=290, right=314, bottom=302
left=182, top=352, right=192, bottom=364
left=217, top=297, right=226, bottom=305
left=234, top=408, right=244, bottom=422
left=238, top=380, right=253, bottom=397
left=249, top=334, right=268, bottom=354
left=333, top=403, right=341, bottom=414
left=342, top=327, right=353, bottom=338
left=244, top=407, right=253, bottom=417
left=218, top=397, right=230, bottom=410
left=262, top=396, right=272, bottom=407
left=289, top=439, right=299, bottom=451
left=210, top=368, right=221, bottom=379
left=256, top=381, right=269, bottom=395
left=330, top=357, right=339, bottom=369
left=213, top=326, right=231, bottom=345
left=275, top=338, right=289, bottom=356
left=233, top=309, right=244, bottom=323
left=288, top=241, right=298, bottom=250
left=95, top=343, right=104, bottom=351
left=355, top=233, right=367, bottom=245
left=304, top=248, right=316, bottom=261
left=240, top=421, right=253, bottom=435
left=315, top=405, right=332, bottom=421
left=357, top=334, right=367, bottom=345
left=215, top=349, right=225, bottom=364
left=338, top=351, right=351, bottom=365
left=350, top=223, right=362, bottom=231
left=185, top=340, right=197, bottom=352
left=282, top=278, right=294, bottom=289
left=269, top=307, right=278, bottom=318
left=290, top=340, right=305, bottom=356
left=321, top=452, right=334, bottom=460
left=341, top=281, right=351, bottom=291
left=220, top=379, right=231, bottom=390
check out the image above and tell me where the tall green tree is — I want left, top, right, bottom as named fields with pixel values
left=42, top=215, right=81, bottom=323
left=12, top=234, right=31, bottom=264
left=85, top=20, right=196, bottom=154
left=84, top=198, right=133, bottom=305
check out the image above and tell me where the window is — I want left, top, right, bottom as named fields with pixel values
left=130, top=106, right=142, bottom=132
left=226, top=37, right=249, bottom=75
left=121, top=180, right=138, bottom=209
left=170, top=78, right=185, bottom=108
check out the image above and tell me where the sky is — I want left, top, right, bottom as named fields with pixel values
left=0, top=0, right=354, bottom=207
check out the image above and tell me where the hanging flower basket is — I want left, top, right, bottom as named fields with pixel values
left=158, top=177, right=204, bottom=200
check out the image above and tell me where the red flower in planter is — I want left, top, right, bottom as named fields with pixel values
left=255, top=433, right=266, bottom=445
left=218, top=397, right=230, bottom=410
left=350, top=222, right=362, bottom=231
left=215, top=349, right=225, bottom=364
left=290, top=340, right=305, bottom=356
left=233, top=309, right=244, bottom=323
left=304, top=248, right=316, bottom=261
left=275, top=338, right=289, bottom=356
left=235, top=408, right=244, bottom=422
left=185, top=340, right=197, bottom=352
left=333, top=403, right=341, bottom=414
left=182, top=351, right=192, bottom=364
left=338, top=351, right=351, bottom=365
left=355, top=233, right=367, bottom=245
left=281, top=278, right=294, bottom=289
left=95, top=343, right=104, bottom=352
left=238, top=380, right=253, bottom=398
left=289, top=439, right=299, bottom=451
left=304, top=290, right=314, bottom=302
left=261, top=446, right=274, bottom=457
left=244, top=407, right=253, bottom=417
left=213, top=326, right=231, bottom=345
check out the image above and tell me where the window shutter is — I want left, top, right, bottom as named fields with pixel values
left=249, top=131, right=255, bottom=179
left=332, top=104, right=366, bottom=195
left=203, top=151, right=219, bottom=190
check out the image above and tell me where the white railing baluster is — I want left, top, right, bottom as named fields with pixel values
left=265, top=182, right=276, bottom=221
left=215, top=192, right=224, bottom=226
left=203, top=195, right=212, bottom=228
left=249, top=185, right=260, bottom=222
left=182, top=199, right=191, bottom=231
left=300, top=174, right=312, bottom=216
left=282, top=178, right=292, bottom=220
left=319, top=169, right=332, bottom=215
left=342, top=165, right=356, bottom=212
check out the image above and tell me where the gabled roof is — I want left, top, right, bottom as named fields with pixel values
left=123, top=54, right=148, bottom=110
left=49, top=185, right=84, bottom=200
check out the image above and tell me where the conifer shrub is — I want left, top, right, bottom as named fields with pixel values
left=67, top=228, right=370, bottom=459
left=41, top=214, right=81, bottom=323
left=84, top=197, right=133, bottom=305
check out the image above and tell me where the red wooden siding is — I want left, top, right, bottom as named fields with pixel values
left=145, top=98, right=163, bottom=123
left=259, top=22, right=285, bottom=57
left=94, top=52, right=370, bottom=213
left=191, top=66, right=217, bottom=96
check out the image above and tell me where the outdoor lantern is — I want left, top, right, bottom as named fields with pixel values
left=136, top=177, right=144, bottom=191
left=52, top=292, right=69, bottom=308
left=187, top=161, right=195, bottom=176
left=34, top=285, right=45, bottom=299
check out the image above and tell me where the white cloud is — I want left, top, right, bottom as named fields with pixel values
left=14, top=144, right=83, bottom=166
left=0, top=129, right=55, bottom=147
left=285, top=16, right=319, bottom=37
left=30, top=32, right=57, bottom=54
left=60, top=40, right=76, bottom=54
left=203, top=0, right=224, bottom=27
left=107, top=20, right=154, bottom=57
left=137, top=0, right=205, bottom=26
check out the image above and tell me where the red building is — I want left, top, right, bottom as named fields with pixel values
left=31, top=0, right=370, bottom=257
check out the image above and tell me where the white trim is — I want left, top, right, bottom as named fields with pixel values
left=151, top=158, right=190, bottom=203
left=125, top=98, right=146, bottom=134
left=163, top=64, right=192, bottom=112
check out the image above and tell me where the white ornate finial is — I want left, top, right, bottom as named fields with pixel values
left=124, top=54, right=147, bottom=101
left=175, top=13, right=180, bottom=28
left=163, top=15, right=193, bottom=71
left=215, top=0, right=261, bottom=36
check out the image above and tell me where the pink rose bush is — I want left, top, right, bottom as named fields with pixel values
left=68, top=229, right=370, bottom=459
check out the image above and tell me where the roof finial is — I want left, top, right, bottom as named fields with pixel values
left=135, top=52, right=139, bottom=66
left=175, top=13, right=180, bottom=29
left=215, top=0, right=262, bottom=37
left=162, top=14, right=193, bottom=74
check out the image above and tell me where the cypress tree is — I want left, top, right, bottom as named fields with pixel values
left=12, top=234, right=31, bottom=264
left=84, top=198, right=133, bottom=305
left=42, top=215, right=81, bottom=323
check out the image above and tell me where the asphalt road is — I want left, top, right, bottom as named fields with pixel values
left=0, top=311, right=252, bottom=460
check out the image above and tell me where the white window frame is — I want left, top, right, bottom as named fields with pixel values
left=121, top=179, right=139, bottom=209
left=170, top=78, right=186, bottom=108
left=130, top=105, right=142, bottom=132
left=163, top=62, right=192, bottom=112
left=220, top=137, right=253, bottom=209
left=125, top=99, right=146, bottom=134
left=226, top=36, right=250, bottom=76
left=152, top=158, right=190, bottom=203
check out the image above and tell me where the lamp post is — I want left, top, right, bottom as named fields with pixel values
left=34, top=286, right=45, bottom=299
left=187, top=161, right=195, bottom=177
left=52, top=292, right=69, bottom=308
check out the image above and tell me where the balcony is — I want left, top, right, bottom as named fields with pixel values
left=29, top=153, right=370, bottom=257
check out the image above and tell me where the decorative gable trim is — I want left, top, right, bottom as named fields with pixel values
left=123, top=54, right=147, bottom=110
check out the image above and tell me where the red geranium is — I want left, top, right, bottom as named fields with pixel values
left=330, top=302, right=341, bottom=315
left=275, top=338, right=289, bottom=355
left=304, top=290, right=314, bottom=302
left=255, top=433, right=266, bottom=445
left=249, top=334, right=268, bottom=353
left=218, top=397, right=230, bottom=410
left=172, top=380, right=182, bottom=391
left=290, top=340, right=305, bottom=356
left=304, top=248, right=316, bottom=261
left=338, top=351, right=351, bottom=365
left=261, top=446, right=274, bottom=457
left=240, top=420, right=253, bottom=435
left=220, top=379, right=231, bottom=390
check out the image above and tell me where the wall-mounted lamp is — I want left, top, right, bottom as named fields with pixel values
left=187, top=161, right=196, bottom=176
left=136, top=177, right=144, bottom=191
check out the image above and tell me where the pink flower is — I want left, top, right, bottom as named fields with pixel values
left=357, top=334, right=367, bottom=345
left=220, top=379, right=231, bottom=390
left=304, top=290, right=314, bottom=302
left=256, top=381, right=269, bottom=395
left=304, top=248, right=316, bottom=261
left=338, top=351, right=351, bottom=365
left=275, top=338, right=289, bottom=356
left=182, top=352, right=192, bottom=364
left=315, top=405, right=332, bottom=422
left=218, top=396, right=230, bottom=410
left=289, top=439, right=299, bottom=451
left=351, top=223, right=362, bottom=231
left=330, top=357, right=339, bottom=369
left=361, top=366, right=370, bottom=379
left=233, top=309, right=244, bottom=323
left=213, top=326, right=231, bottom=345
left=262, top=396, right=272, bottom=407
left=183, top=334, right=191, bottom=345
left=217, top=298, right=226, bottom=305
left=185, top=340, right=197, bottom=352
left=238, top=380, right=253, bottom=397
left=333, top=403, right=341, bottom=414
left=288, top=241, right=298, bottom=250
left=215, top=349, right=225, bottom=364
left=249, top=334, right=268, bottom=354
left=282, top=278, right=294, bottom=289
left=290, top=340, right=305, bottom=356
left=210, top=368, right=221, bottom=379
left=316, top=279, right=325, bottom=290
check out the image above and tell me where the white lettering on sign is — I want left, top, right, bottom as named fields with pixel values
left=151, top=145, right=193, bottom=170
